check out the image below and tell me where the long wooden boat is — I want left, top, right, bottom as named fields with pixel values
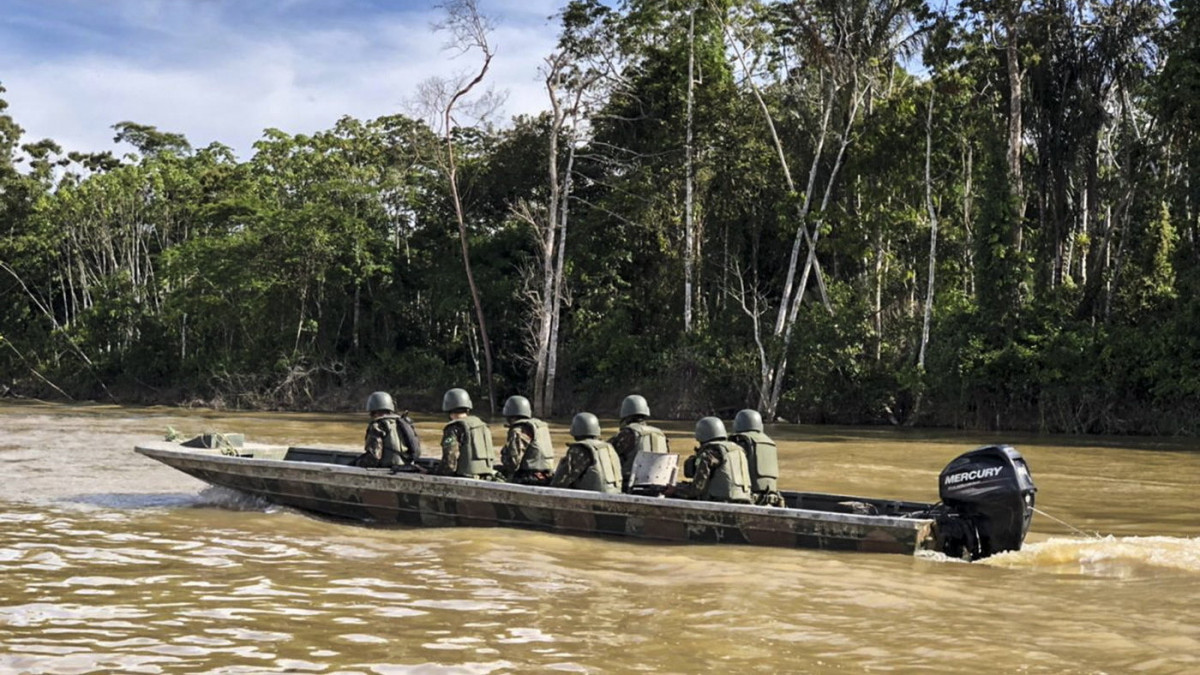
left=134, top=440, right=1037, bottom=560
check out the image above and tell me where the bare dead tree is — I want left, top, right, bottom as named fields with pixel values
left=512, top=44, right=595, bottom=417
left=417, top=0, right=503, bottom=414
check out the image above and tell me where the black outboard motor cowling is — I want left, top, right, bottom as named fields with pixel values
left=936, top=445, right=1036, bottom=560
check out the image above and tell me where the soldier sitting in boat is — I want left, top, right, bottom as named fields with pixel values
left=499, top=395, right=556, bottom=485
left=354, top=391, right=422, bottom=470
left=550, top=412, right=622, bottom=494
left=608, top=394, right=670, bottom=492
left=666, top=417, right=753, bottom=504
left=437, top=388, right=502, bottom=481
left=729, top=409, right=784, bottom=507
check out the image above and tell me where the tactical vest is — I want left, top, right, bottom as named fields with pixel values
left=571, top=439, right=622, bottom=494
left=626, top=422, right=669, bottom=455
left=513, top=418, right=555, bottom=472
left=376, top=414, right=405, bottom=466
left=704, top=441, right=752, bottom=503
left=447, top=416, right=497, bottom=477
left=732, top=430, right=779, bottom=494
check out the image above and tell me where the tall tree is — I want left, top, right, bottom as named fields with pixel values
left=418, top=0, right=502, bottom=413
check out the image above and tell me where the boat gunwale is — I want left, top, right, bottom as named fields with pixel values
left=134, top=441, right=936, bottom=533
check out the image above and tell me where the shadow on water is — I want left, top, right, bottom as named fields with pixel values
left=62, top=486, right=274, bottom=512
left=63, top=492, right=204, bottom=509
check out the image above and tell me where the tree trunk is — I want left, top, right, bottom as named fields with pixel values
left=919, top=88, right=939, bottom=372
left=765, top=81, right=863, bottom=418
left=436, top=0, right=498, bottom=414
left=532, top=66, right=562, bottom=417
left=684, top=6, right=697, bottom=333
left=1005, top=3, right=1026, bottom=248
left=545, top=142, right=575, bottom=416
left=447, top=138, right=496, bottom=414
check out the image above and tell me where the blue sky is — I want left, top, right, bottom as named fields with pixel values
left=1, top=0, right=565, bottom=160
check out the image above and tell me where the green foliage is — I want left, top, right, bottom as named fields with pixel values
left=0, top=5, right=1198, bottom=433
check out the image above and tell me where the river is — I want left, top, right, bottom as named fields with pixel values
left=1, top=401, right=1197, bottom=673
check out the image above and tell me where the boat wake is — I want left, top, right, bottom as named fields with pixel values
left=193, top=486, right=276, bottom=512
left=980, top=535, right=1200, bottom=576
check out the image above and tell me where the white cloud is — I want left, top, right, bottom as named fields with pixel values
left=1, top=4, right=562, bottom=160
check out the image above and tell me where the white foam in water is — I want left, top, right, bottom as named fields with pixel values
left=914, top=549, right=970, bottom=564
left=982, top=535, right=1200, bottom=576
left=193, top=486, right=276, bottom=512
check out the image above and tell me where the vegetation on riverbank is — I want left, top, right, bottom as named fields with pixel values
left=3, top=0, right=1199, bottom=433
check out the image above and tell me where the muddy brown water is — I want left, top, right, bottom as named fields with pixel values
left=0, top=401, right=1197, bottom=674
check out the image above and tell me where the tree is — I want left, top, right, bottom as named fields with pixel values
left=417, top=0, right=503, bottom=414
left=723, top=0, right=925, bottom=419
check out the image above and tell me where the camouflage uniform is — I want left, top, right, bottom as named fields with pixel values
left=609, top=426, right=639, bottom=476
left=356, top=413, right=419, bottom=468
left=500, top=420, right=554, bottom=485
left=673, top=442, right=753, bottom=504
left=550, top=440, right=622, bottom=494
left=439, top=423, right=465, bottom=476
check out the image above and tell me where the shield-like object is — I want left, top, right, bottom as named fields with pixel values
left=630, top=451, right=678, bottom=489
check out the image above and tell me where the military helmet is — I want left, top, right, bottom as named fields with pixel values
left=619, top=394, right=651, bottom=420
left=733, top=409, right=764, bottom=434
left=570, top=412, right=601, bottom=439
left=695, top=416, right=728, bottom=443
left=366, top=391, right=395, bottom=413
left=442, top=387, right=473, bottom=412
left=502, top=395, right=532, bottom=419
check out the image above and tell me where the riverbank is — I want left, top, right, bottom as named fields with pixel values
left=5, top=388, right=1200, bottom=451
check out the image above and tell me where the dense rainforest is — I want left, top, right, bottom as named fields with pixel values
left=2, top=0, right=1199, bottom=434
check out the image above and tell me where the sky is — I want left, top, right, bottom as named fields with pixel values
left=0, top=0, right=566, bottom=161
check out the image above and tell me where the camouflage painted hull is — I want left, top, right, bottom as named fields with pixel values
left=134, top=441, right=939, bottom=556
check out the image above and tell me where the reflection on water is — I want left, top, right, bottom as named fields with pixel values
left=1, top=401, right=1198, bottom=673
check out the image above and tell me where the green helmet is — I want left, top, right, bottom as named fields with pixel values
left=695, top=416, right=728, bottom=443
left=442, top=388, right=473, bottom=412
left=570, top=412, right=601, bottom=439
left=366, top=391, right=395, bottom=413
left=733, top=409, right=764, bottom=434
left=619, top=394, right=650, bottom=420
left=502, top=395, right=532, bottom=419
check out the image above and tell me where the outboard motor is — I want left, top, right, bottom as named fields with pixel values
left=935, top=445, right=1036, bottom=560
